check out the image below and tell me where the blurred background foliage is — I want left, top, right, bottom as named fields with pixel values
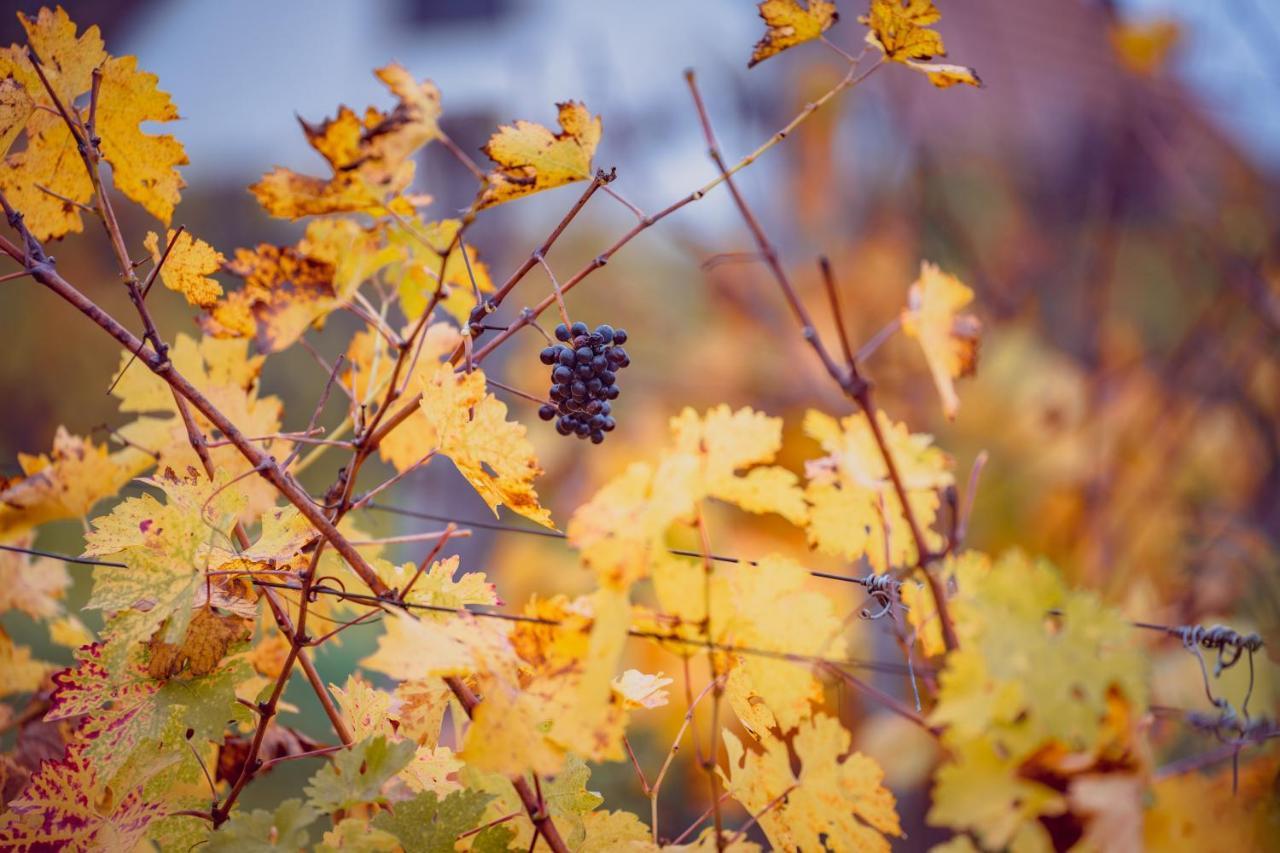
left=2, top=0, right=1279, bottom=843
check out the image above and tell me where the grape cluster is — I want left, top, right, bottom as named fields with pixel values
left=537, top=321, right=630, bottom=444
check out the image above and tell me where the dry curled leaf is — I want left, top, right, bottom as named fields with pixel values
left=479, top=101, right=601, bottom=208
left=860, top=0, right=981, bottom=88
left=749, top=0, right=839, bottom=68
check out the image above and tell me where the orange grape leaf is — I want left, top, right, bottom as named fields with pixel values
left=250, top=63, right=440, bottom=219
left=0, top=426, right=133, bottom=538
left=860, top=0, right=981, bottom=88
left=748, top=0, right=839, bottom=68
left=143, top=228, right=225, bottom=308
left=0, top=76, right=33, bottom=156
left=97, top=55, right=188, bottom=224
left=0, top=742, right=164, bottom=850
left=721, top=714, right=902, bottom=851
left=901, top=261, right=981, bottom=420
left=803, top=408, right=952, bottom=571
left=416, top=365, right=553, bottom=528
left=1144, top=753, right=1280, bottom=851
left=203, top=239, right=337, bottom=353
left=479, top=101, right=601, bottom=208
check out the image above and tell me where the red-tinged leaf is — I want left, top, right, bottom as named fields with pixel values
left=0, top=742, right=164, bottom=850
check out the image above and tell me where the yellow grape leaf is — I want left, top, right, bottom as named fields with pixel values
left=803, top=408, right=952, bottom=571
left=250, top=63, right=439, bottom=218
left=97, top=55, right=188, bottom=224
left=0, top=76, right=33, bottom=156
left=204, top=238, right=336, bottom=353
left=721, top=714, right=902, bottom=852
left=669, top=405, right=807, bottom=524
left=460, top=681, right=567, bottom=776
left=0, top=626, right=48, bottom=698
left=363, top=608, right=518, bottom=684
left=373, top=322, right=461, bottom=468
left=395, top=678, right=455, bottom=748
left=0, top=8, right=103, bottom=239
left=0, top=426, right=133, bottom=538
left=1110, top=19, right=1180, bottom=77
left=384, top=554, right=499, bottom=609
left=748, top=0, right=839, bottom=68
left=83, top=467, right=246, bottom=666
left=299, top=217, right=399, bottom=300
left=901, top=261, right=981, bottom=420
left=113, top=334, right=284, bottom=517
left=901, top=550, right=989, bottom=657
left=0, top=537, right=70, bottom=620
left=388, top=216, right=493, bottom=323
left=511, top=594, right=594, bottom=675
left=0, top=742, right=164, bottom=850
left=610, top=669, right=672, bottom=710
left=143, top=228, right=225, bottom=307
left=479, top=101, right=601, bottom=208
left=860, top=0, right=982, bottom=88
left=927, top=554, right=1150, bottom=848
left=416, top=365, right=553, bottom=528
left=580, top=810, right=654, bottom=852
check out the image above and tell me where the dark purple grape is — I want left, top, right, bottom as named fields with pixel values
left=591, top=355, right=608, bottom=372
left=586, top=378, right=603, bottom=395
left=605, top=385, right=620, bottom=400
left=539, top=347, right=557, bottom=365
left=552, top=365, right=573, bottom=384
left=571, top=381, right=587, bottom=398
left=612, top=328, right=627, bottom=344
left=589, top=414, right=606, bottom=430
left=590, top=429, right=605, bottom=444
left=585, top=399, right=602, bottom=415
left=602, top=416, right=616, bottom=432
left=538, top=404, right=556, bottom=421
left=574, top=420, right=591, bottom=436
left=557, top=348, right=576, bottom=367
left=594, top=324, right=614, bottom=342
left=600, top=402, right=611, bottom=415
left=572, top=335, right=591, bottom=350
left=555, top=417, right=572, bottom=435
left=607, top=347, right=626, bottom=366
left=575, top=347, right=593, bottom=363
left=548, top=385, right=563, bottom=401
left=555, top=323, right=571, bottom=342
left=599, top=370, right=616, bottom=386
left=570, top=321, right=588, bottom=338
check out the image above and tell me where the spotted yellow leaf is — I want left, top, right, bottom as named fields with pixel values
left=144, top=229, right=225, bottom=308
left=479, top=101, right=601, bottom=208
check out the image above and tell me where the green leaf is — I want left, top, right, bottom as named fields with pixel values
left=305, top=736, right=416, bottom=812
left=206, top=799, right=317, bottom=852
left=471, top=822, right=519, bottom=852
left=370, top=789, right=493, bottom=853
left=542, top=755, right=604, bottom=849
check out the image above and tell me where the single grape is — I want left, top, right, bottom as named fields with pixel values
left=605, top=385, right=620, bottom=400
left=570, top=321, right=588, bottom=337
left=555, top=417, right=572, bottom=435
left=612, top=328, right=628, bottom=344
left=602, top=416, right=616, bottom=432
left=555, top=323, right=571, bottom=342
left=575, top=347, right=593, bottom=364
left=589, top=414, right=606, bottom=430
left=557, top=348, right=576, bottom=367
left=600, top=402, right=611, bottom=415
left=572, top=334, right=591, bottom=350
left=574, top=420, right=591, bottom=436
left=586, top=377, right=602, bottom=395
left=590, top=429, right=605, bottom=444
left=538, top=404, right=556, bottom=421
left=607, top=347, right=626, bottom=366
left=594, top=324, right=614, bottom=342
left=599, top=369, right=616, bottom=386
left=571, top=380, right=588, bottom=398
left=552, top=365, right=573, bottom=384
left=539, top=347, right=557, bottom=365
left=591, top=354, right=608, bottom=372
